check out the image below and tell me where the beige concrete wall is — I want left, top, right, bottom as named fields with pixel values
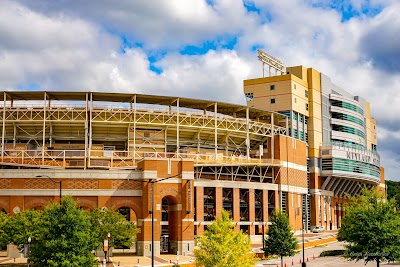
left=306, top=68, right=322, bottom=158
left=244, top=73, right=309, bottom=117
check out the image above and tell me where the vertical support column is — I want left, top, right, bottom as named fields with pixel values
left=42, top=92, right=47, bottom=165
left=197, top=131, right=200, bottom=154
left=84, top=93, right=89, bottom=169
left=215, top=187, right=222, bottom=218
left=246, top=107, right=250, bottom=158
left=233, top=188, right=240, bottom=232
left=248, top=188, right=255, bottom=235
left=1, top=92, right=6, bottom=161
left=214, top=103, right=218, bottom=160
left=176, top=99, right=180, bottom=156
left=195, top=186, right=204, bottom=236
left=88, top=93, right=93, bottom=167
left=133, top=95, right=137, bottom=162
left=271, top=113, right=275, bottom=160
left=274, top=189, right=280, bottom=210
left=262, top=189, right=269, bottom=223
left=225, top=135, right=228, bottom=156
left=13, top=124, right=16, bottom=148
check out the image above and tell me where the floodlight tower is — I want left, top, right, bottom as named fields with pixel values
left=257, top=49, right=286, bottom=77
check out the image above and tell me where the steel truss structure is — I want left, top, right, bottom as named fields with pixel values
left=0, top=92, right=288, bottom=177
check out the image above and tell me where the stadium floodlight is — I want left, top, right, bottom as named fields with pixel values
left=257, top=49, right=286, bottom=77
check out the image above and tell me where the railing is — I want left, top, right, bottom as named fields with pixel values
left=321, top=141, right=380, bottom=158
left=0, top=149, right=281, bottom=169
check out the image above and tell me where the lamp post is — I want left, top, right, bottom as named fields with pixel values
left=27, top=237, right=31, bottom=267
left=302, top=212, right=306, bottom=267
left=35, top=175, right=62, bottom=201
left=146, top=174, right=181, bottom=267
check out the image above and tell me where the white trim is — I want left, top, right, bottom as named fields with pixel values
left=0, top=189, right=142, bottom=196
left=282, top=185, right=308, bottom=194
left=182, top=218, right=195, bottom=222
left=182, top=171, right=194, bottom=180
left=310, top=189, right=334, bottom=196
left=0, top=169, right=142, bottom=179
left=280, top=161, right=307, bottom=172
left=142, top=170, right=157, bottom=179
left=194, top=179, right=278, bottom=190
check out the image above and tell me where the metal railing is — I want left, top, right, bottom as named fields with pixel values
left=0, top=149, right=281, bottom=169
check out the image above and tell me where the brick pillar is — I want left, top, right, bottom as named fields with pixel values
left=248, top=188, right=255, bottom=235
left=233, top=188, right=240, bottom=232
left=274, top=189, right=279, bottom=210
left=195, top=186, right=204, bottom=236
left=215, top=187, right=222, bottom=218
left=263, top=190, right=269, bottom=232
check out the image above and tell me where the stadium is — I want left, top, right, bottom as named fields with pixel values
left=0, top=54, right=384, bottom=256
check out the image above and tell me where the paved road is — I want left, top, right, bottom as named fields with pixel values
left=256, top=242, right=398, bottom=267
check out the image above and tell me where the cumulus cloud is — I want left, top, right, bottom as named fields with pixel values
left=1, top=0, right=400, bottom=179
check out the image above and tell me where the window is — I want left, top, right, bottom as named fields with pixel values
left=245, top=92, right=253, bottom=101
left=271, top=98, right=275, bottom=104
left=306, top=103, right=309, bottom=110
left=294, top=98, right=297, bottom=103
left=305, top=90, right=309, bottom=98
left=294, top=84, right=296, bottom=89
left=270, top=85, right=275, bottom=90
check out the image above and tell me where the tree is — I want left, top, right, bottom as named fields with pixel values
left=8, top=209, right=42, bottom=250
left=29, top=196, right=98, bottom=267
left=195, top=209, right=257, bottom=267
left=263, top=210, right=298, bottom=267
left=90, top=207, right=139, bottom=249
left=0, top=211, right=10, bottom=248
left=338, top=187, right=400, bottom=267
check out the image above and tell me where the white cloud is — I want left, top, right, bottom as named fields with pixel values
left=1, top=0, right=400, bottom=179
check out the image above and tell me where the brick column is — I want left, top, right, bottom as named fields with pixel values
left=263, top=190, right=269, bottom=232
left=195, top=186, right=204, bottom=236
left=215, top=187, right=222, bottom=218
left=233, top=188, right=240, bottom=232
left=248, top=188, right=255, bottom=235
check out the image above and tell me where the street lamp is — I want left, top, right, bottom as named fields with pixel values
left=35, top=175, right=62, bottom=201
left=302, top=209, right=306, bottom=267
left=27, top=237, right=31, bottom=267
left=146, top=174, right=181, bottom=267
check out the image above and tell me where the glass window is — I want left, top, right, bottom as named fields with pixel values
left=271, top=98, right=275, bottom=104
left=245, top=93, right=253, bottom=101
left=270, top=85, right=275, bottom=90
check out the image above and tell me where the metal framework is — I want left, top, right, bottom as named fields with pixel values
left=0, top=92, right=287, bottom=177
left=257, top=49, right=286, bottom=77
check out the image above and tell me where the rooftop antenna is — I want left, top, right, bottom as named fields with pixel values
left=257, top=49, right=286, bottom=77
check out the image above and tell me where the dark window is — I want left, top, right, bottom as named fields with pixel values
left=271, top=98, right=275, bottom=104
left=270, top=85, right=275, bottom=90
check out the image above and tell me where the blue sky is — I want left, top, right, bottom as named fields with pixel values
left=1, top=0, right=400, bottom=180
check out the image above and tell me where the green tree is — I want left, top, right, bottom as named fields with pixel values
left=338, top=187, right=400, bottom=267
left=8, top=209, right=42, bottom=250
left=0, top=211, right=10, bottom=248
left=195, top=209, right=257, bottom=267
left=29, top=196, right=98, bottom=267
left=90, top=207, right=139, bottom=249
left=263, top=210, right=298, bottom=267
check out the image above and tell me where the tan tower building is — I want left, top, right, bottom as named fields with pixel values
left=244, top=58, right=385, bottom=230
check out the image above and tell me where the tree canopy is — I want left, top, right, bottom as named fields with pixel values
left=195, top=209, right=257, bottom=267
left=263, top=210, right=298, bottom=267
left=338, top=187, right=400, bottom=267
left=0, top=196, right=139, bottom=267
